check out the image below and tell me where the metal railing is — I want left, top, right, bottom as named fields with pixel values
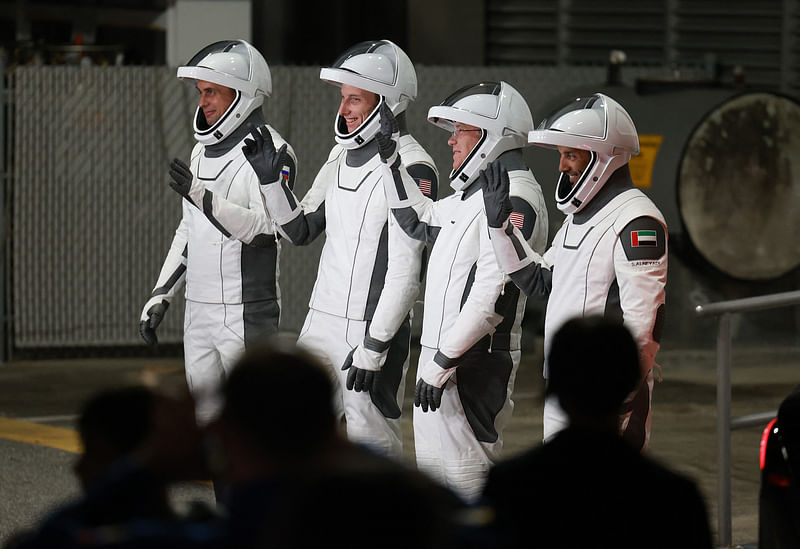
left=695, top=289, right=800, bottom=548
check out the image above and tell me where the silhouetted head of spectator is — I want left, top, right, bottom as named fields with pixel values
left=75, top=385, right=156, bottom=489
left=210, top=337, right=337, bottom=480
left=546, top=316, right=640, bottom=426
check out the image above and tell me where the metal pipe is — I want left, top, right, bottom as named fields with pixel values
left=696, top=290, right=800, bottom=317
left=731, top=411, right=778, bottom=431
left=716, top=312, right=732, bottom=548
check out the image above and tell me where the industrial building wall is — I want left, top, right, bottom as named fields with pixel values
left=10, top=62, right=796, bottom=353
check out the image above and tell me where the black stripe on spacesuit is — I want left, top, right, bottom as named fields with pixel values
left=504, top=222, right=528, bottom=261
left=433, top=350, right=457, bottom=369
left=241, top=240, right=278, bottom=303
left=242, top=299, right=280, bottom=346
left=202, top=190, right=232, bottom=238
left=460, top=263, right=478, bottom=309
left=364, top=333, right=391, bottom=353
left=621, top=380, right=650, bottom=451
left=603, top=279, right=623, bottom=323
left=151, top=261, right=187, bottom=297
left=281, top=204, right=327, bottom=246
left=653, top=304, right=665, bottom=343
left=368, top=316, right=410, bottom=419
left=509, top=263, right=552, bottom=299
left=456, top=346, right=514, bottom=443
left=392, top=207, right=440, bottom=245
left=389, top=156, right=408, bottom=201
left=364, top=222, right=389, bottom=320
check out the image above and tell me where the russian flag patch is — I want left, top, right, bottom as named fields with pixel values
left=631, top=230, right=657, bottom=247
left=509, top=212, right=525, bottom=230
left=281, top=166, right=291, bottom=183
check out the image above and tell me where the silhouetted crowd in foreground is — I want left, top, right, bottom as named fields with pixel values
left=5, top=318, right=713, bottom=549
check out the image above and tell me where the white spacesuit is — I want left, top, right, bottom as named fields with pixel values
left=483, top=93, right=667, bottom=450
left=139, top=40, right=297, bottom=424
left=378, top=81, right=548, bottom=501
left=244, top=40, right=437, bottom=458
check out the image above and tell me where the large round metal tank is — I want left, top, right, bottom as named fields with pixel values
left=524, top=84, right=800, bottom=345
left=534, top=86, right=800, bottom=282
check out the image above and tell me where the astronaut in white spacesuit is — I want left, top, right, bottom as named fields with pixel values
left=482, top=93, right=667, bottom=450
left=377, top=81, right=548, bottom=502
left=139, top=40, right=297, bottom=425
left=243, top=40, right=437, bottom=459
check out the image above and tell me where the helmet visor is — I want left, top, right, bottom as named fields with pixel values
left=328, top=40, right=398, bottom=87
left=537, top=95, right=607, bottom=139
left=439, top=82, right=502, bottom=118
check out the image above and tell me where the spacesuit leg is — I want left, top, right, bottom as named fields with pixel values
left=183, top=300, right=228, bottom=426
left=339, top=319, right=406, bottom=460
left=543, top=391, right=569, bottom=443
left=297, top=309, right=346, bottom=425
left=413, top=346, right=493, bottom=503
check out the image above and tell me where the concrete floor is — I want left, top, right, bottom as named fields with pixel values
left=0, top=339, right=798, bottom=547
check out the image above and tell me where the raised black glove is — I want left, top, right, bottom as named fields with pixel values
left=481, top=161, right=513, bottom=228
left=139, top=299, right=169, bottom=346
left=414, top=378, right=443, bottom=413
left=168, top=158, right=192, bottom=198
left=242, top=126, right=288, bottom=185
left=376, top=102, right=399, bottom=163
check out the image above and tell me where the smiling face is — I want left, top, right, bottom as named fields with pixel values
left=557, top=146, right=592, bottom=187
left=196, top=80, right=237, bottom=126
left=448, top=123, right=483, bottom=171
left=338, top=84, right=379, bottom=134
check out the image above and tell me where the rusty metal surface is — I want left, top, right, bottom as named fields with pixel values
left=678, top=92, right=800, bottom=280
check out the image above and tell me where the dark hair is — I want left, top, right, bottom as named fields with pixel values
left=546, top=316, right=640, bottom=416
left=221, top=339, right=336, bottom=460
left=77, top=386, right=156, bottom=453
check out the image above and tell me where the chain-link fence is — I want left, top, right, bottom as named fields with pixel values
left=6, top=63, right=703, bottom=355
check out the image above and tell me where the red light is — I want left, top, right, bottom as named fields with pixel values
left=767, top=472, right=792, bottom=487
left=760, top=418, right=778, bottom=470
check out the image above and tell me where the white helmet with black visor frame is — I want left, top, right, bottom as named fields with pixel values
left=177, top=39, right=271, bottom=146
left=319, top=39, right=417, bottom=150
left=427, top=81, right=534, bottom=192
left=528, top=93, right=639, bottom=214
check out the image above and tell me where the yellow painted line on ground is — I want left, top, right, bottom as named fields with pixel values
left=0, top=416, right=81, bottom=454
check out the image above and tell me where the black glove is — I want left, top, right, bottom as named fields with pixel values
left=242, top=126, right=288, bottom=185
left=139, top=299, right=169, bottom=346
left=168, top=158, right=193, bottom=198
left=414, top=378, right=443, bottom=413
left=481, top=161, right=513, bottom=228
left=341, top=347, right=377, bottom=393
left=376, top=102, right=399, bottom=163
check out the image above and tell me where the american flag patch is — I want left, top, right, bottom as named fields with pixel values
left=281, top=166, right=291, bottom=183
left=509, top=212, right=525, bottom=230
left=416, top=178, right=432, bottom=196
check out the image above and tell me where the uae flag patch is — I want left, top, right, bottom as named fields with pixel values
left=509, top=212, right=525, bottom=230
left=631, top=229, right=657, bottom=247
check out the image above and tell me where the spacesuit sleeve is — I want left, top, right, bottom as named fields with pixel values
left=381, top=156, right=440, bottom=245
left=615, top=215, right=668, bottom=376
left=441, top=216, right=506, bottom=360
left=148, top=204, right=189, bottom=301
left=186, top=163, right=280, bottom=248
left=259, top=154, right=330, bottom=246
left=487, top=220, right=554, bottom=299
left=364, top=160, right=433, bottom=347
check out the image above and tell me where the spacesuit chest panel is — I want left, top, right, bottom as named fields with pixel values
left=310, top=154, right=390, bottom=319
left=421, top=192, right=484, bottom=347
